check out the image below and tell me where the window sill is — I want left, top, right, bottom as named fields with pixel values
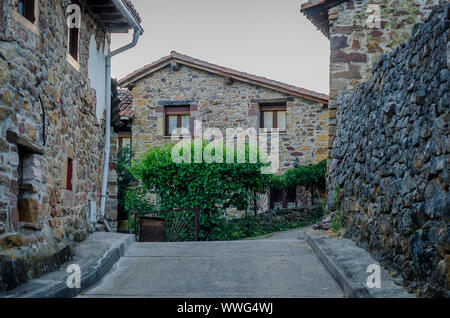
left=66, top=52, right=81, bottom=72
left=19, top=222, right=43, bottom=231
left=163, top=135, right=192, bottom=139
left=10, top=9, right=39, bottom=35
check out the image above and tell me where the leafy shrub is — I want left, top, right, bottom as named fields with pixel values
left=269, top=160, right=327, bottom=190
left=130, top=140, right=269, bottom=240
left=216, top=210, right=324, bottom=241
left=124, top=186, right=154, bottom=213
left=117, top=145, right=136, bottom=221
left=331, top=212, right=344, bottom=233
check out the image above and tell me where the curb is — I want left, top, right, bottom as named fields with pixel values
left=7, top=234, right=134, bottom=298
left=305, top=231, right=372, bottom=298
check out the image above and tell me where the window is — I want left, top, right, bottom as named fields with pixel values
left=17, top=147, right=40, bottom=224
left=17, top=0, right=35, bottom=23
left=68, top=26, right=79, bottom=61
left=269, top=187, right=296, bottom=210
left=18, top=148, right=28, bottom=195
left=260, top=104, right=287, bottom=132
left=165, top=106, right=190, bottom=136
left=66, top=158, right=73, bottom=191
left=118, top=131, right=132, bottom=152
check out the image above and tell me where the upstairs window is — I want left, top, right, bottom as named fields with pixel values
left=165, top=106, right=190, bottom=136
left=260, top=104, right=286, bottom=132
left=68, top=26, right=79, bottom=61
left=17, top=0, right=35, bottom=23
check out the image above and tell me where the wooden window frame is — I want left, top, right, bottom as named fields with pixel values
left=66, top=0, right=81, bottom=71
left=164, top=106, right=191, bottom=137
left=118, top=131, right=132, bottom=152
left=260, top=103, right=287, bottom=133
left=11, top=0, right=39, bottom=35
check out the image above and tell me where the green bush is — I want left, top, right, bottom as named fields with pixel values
left=130, top=140, right=269, bottom=241
left=215, top=211, right=323, bottom=241
left=269, top=160, right=327, bottom=190
left=117, top=145, right=136, bottom=221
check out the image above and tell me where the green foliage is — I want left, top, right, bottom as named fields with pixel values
left=117, top=145, right=136, bottom=221
left=331, top=213, right=344, bottom=233
left=216, top=211, right=323, bottom=241
left=129, top=140, right=269, bottom=240
left=124, top=187, right=155, bottom=232
left=268, top=160, right=327, bottom=190
left=124, top=186, right=154, bottom=213
left=333, top=185, right=341, bottom=209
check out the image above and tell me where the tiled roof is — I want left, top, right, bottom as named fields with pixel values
left=300, top=0, right=348, bottom=38
left=118, top=89, right=134, bottom=118
left=122, top=0, right=142, bottom=24
left=85, top=0, right=142, bottom=33
left=119, top=51, right=329, bottom=103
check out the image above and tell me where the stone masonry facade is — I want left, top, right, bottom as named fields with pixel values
left=122, top=57, right=329, bottom=174
left=328, top=3, right=449, bottom=297
left=0, top=0, right=110, bottom=292
left=327, top=0, right=443, bottom=156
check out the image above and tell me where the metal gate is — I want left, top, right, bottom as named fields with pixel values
left=134, top=209, right=200, bottom=242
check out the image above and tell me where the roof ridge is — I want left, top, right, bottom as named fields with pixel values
left=170, top=51, right=328, bottom=99
left=119, top=52, right=329, bottom=102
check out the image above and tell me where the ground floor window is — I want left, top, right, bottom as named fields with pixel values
left=269, top=187, right=297, bottom=209
left=118, top=131, right=132, bottom=151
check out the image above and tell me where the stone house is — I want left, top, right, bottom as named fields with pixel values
left=301, top=0, right=449, bottom=296
left=118, top=51, right=329, bottom=210
left=301, top=0, right=443, bottom=158
left=0, top=0, right=143, bottom=292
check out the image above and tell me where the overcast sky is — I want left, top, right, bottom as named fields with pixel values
left=111, top=0, right=330, bottom=95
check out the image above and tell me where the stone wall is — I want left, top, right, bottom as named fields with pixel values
left=327, top=0, right=443, bottom=156
left=130, top=64, right=329, bottom=173
left=328, top=4, right=449, bottom=297
left=0, top=0, right=109, bottom=291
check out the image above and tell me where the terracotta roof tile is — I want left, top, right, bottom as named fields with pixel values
left=118, top=89, right=134, bottom=118
left=121, top=0, right=142, bottom=23
left=119, top=51, right=329, bottom=103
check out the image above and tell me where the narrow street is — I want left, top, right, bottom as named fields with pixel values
left=80, top=229, right=343, bottom=298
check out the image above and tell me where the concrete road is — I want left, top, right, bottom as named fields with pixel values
left=80, top=229, right=343, bottom=298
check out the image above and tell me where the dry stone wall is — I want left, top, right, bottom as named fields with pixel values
left=328, top=3, right=449, bottom=297
left=328, top=0, right=444, bottom=155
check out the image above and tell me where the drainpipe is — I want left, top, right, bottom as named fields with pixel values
left=100, top=1, right=143, bottom=231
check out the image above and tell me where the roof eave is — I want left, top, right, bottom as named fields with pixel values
left=300, top=0, right=349, bottom=39
left=119, top=58, right=328, bottom=104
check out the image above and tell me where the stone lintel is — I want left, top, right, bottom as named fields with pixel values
left=6, top=130, right=44, bottom=155
left=250, top=97, right=294, bottom=104
left=157, top=100, right=196, bottom=106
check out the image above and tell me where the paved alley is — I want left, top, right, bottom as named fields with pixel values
left=80, top=229, right=343, bottom=298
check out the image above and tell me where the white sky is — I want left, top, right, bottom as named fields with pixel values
left=111, top=0, right=330, bottom=95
